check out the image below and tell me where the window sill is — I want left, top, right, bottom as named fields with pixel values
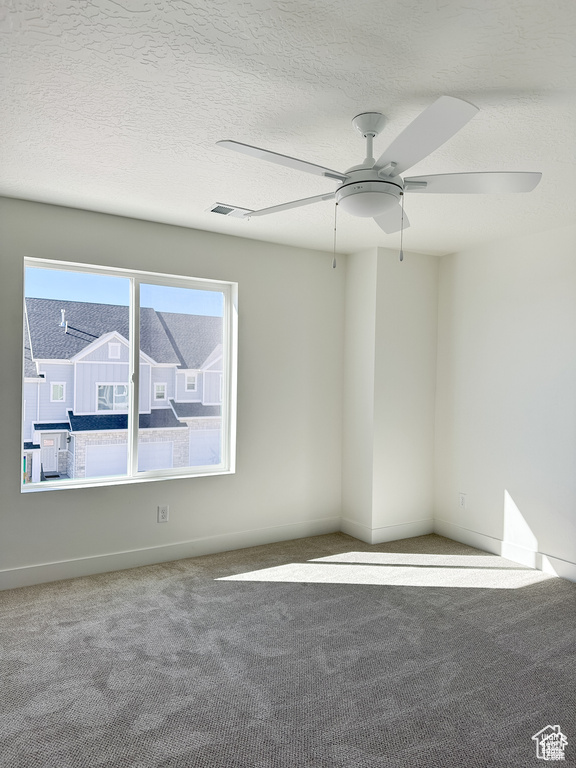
left=21, top=467, right=235, bottom=493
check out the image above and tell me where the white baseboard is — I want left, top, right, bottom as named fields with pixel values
left=433, top=518, right=502, bottom=555
left=5, top=515, right=574, bottom=591
left=434, top=518, right=576, bottom=583
left=537, top=552, right=576, bottom=582
left=500, top=540, right=540, bottom=568
left=370, top=518, right=434, bottom=544
left=339, top=517, right=373, bottom=542
left=341, top=517, right=434, bottom=545
left=0, top=516, right=341, bottom=591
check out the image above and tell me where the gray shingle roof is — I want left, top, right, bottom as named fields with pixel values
left=33, top=422, right=70, bottom=431
left=25, top=298, right=180, bottom=364
left=23, top=320, right=39, bottom=378
left=24, top=299, right=223, bottom=368
left=169, top=400, right=221, bottom=418
left=67, top=409, right=186, bottom=432
left=157, top=312, right=222, bottom=369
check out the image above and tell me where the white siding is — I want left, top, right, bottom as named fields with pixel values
left=202, top=371, right=222, bottom=405
left=81, top=339, right=129, bottom=363
left=75, top=362, right=130, bottom=413
left=139, top=364, right=151, bottom=413
left=150, top=367, right=175, bottom=407
left=175, top=370, right=203, bottom=402
left=37, top=363, right=74, bottom=421
left=23, top=381, right=41, bottom=440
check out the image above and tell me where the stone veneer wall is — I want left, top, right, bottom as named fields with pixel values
left=186, top=418, right=221, bottom=431
left=58, top=451, right=68, bottom=475
left=66, top=443, right=75, bottom=478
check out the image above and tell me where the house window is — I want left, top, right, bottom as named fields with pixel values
left=97, top=384, right=129, bottom=411
left=50, top=382, right=65, bottom=402
left=22, top=258, right=237, bottom=491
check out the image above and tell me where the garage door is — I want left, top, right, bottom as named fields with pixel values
left=138, top=441, right=173, bottom=472
left=84, top=441, right=173, bottom=477
left=189, top=429, right=221, bottom=466
left=85, top=443, right=127, bottom=478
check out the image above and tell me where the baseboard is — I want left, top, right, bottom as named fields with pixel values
left=339, top=517, right=373, bottom=542
left=434, top=518, right=576, bottom=583
left=340, top=517, right=434, bottom=545
left=433, top=519, right=502, bottom=555
left=6, top=515, right=573, bottom=591
left=537, top=553, right=576, bottom=582
left=500, top=540, right=540, bottom=568
left=0, top=516, right=341, bottom=591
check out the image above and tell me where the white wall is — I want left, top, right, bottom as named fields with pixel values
left=434, top=225, right=576, bottom=578
left=342, top=247, right=438, bottom=543
left=372, top=248, right=438, bottom=538
left=4, top=198, right=575, bottom=588
left=0, top=198, right=344, bottom=588
left=341, top=249, right=377, bottom=537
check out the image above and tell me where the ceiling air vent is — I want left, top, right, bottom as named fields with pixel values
left=208, top=202, right=253, bottom=218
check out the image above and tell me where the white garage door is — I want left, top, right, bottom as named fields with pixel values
left=189, top=429, right=221, bottom=466
left=138, top=441, right=173, bottom=472
left=85, top=443, right=127, bottom=478
left=85, top=441, right=173, bottom=477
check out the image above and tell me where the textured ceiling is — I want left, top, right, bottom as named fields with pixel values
left=1, top=0, right=575, bottom=255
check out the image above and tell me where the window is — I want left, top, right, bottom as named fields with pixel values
left=97, top=384, right=129, bottom=411
left=22, top=258, right=237, bottom=491
left=51, top=382, right=65, bottom=402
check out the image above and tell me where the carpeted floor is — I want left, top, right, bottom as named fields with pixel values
left=1, top=533, right=575, bottom=767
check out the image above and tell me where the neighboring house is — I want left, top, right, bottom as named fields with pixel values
left=23, top=298, right=223, bottom=482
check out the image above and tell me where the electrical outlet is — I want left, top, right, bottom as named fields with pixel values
left=157, top=504, right=169, bottom=523
left=459, top=493, right=467, bottom=510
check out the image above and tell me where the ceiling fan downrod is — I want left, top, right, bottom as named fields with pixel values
left=351, top=111, right=386, bottom=166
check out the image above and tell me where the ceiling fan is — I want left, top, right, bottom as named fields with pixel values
left=216, top=96, right=541, bottom=234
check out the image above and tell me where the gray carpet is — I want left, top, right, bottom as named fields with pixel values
left=1, top=533, right=575, bottom=767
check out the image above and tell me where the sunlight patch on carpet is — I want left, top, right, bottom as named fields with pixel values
left=217, top=553, right=554, bottom=588
left=310, top=552, right=524, bottom=568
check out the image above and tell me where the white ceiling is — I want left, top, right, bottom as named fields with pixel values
left=1, top=0, right=575, bottom=256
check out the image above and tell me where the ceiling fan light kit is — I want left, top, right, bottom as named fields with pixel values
left=215, top=95, right=542, bottom=234
left=336, top=180, right=401, bottom=217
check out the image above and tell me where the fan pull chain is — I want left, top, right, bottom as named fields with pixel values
left=332, top=202, right=338, bottom=269
left=399, top=192, right=405, bottom=262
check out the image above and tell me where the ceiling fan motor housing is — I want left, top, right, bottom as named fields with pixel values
left=336, top=170, right=403, bottom=217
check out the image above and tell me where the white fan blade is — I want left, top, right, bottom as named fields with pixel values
left=404, top=171, right=542, bottom=194
left=373, top=205, right=410, bottom=234
left=374, top=96, right=479, bottom=176
left=217, top=140, right=348, bottom=182
left=247, top=192, right=336, bottom=218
